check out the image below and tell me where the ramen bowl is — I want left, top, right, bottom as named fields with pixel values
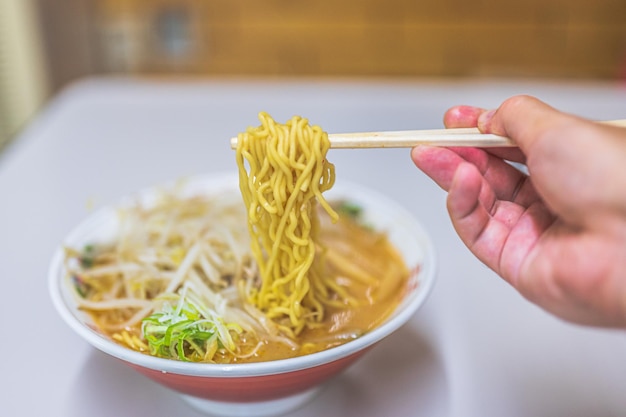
left=49, top=173, right=436, bottom=417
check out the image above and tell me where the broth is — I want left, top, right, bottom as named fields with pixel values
left=66, top=194, right=409, bottom=363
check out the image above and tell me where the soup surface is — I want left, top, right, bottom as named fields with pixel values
left=65, top=190, right=409, bottom=363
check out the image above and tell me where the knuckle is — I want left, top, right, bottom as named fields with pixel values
left=499, top=95, right=537, bottom=114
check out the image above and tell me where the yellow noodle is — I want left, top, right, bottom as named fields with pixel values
left=236, top=112, right=338, bottom=337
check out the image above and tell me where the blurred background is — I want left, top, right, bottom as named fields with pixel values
left=1, top=0, right=626, bottom=151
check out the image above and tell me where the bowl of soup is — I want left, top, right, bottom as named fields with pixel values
left=49, top=172, right=436, bottom=417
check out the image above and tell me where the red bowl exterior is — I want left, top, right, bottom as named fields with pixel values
left=127, top=348, right=370, bottom=402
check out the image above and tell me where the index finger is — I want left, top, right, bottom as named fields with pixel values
left=444, top=105, right=526, bottom=163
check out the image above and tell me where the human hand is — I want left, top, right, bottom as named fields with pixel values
left=411, top=95, right=626, bottom=327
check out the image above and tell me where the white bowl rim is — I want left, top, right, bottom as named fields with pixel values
left=48, top=172, right=437, bottom=378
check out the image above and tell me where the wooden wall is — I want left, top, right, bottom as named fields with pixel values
left=81, top=1, right=626, bottom=80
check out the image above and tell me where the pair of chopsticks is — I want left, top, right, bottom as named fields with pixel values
left=229, top=119, right=626, bottom=149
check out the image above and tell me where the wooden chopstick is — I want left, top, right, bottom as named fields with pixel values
left=325, top=127, right=511, bottom=148
left=229, top=119, right=626, bottom=149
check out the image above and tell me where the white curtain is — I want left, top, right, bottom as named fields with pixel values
left=0, top=0, right=48, bottom=148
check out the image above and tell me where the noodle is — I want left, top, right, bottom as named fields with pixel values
left=236, top=112, right=339, bottom=337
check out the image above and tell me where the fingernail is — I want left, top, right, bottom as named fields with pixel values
left=477, top=109, right=495, bottom=132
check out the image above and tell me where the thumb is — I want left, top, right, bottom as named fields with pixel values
left=477, top=95, right=580, bottom=154
left=482, top=95, right=626, bottom=229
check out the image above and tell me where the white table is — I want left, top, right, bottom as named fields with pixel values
left=2, top=77, right=625, bottom=417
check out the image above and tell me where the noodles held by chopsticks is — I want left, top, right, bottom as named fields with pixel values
left=236, top=112, right=338, bottom=337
